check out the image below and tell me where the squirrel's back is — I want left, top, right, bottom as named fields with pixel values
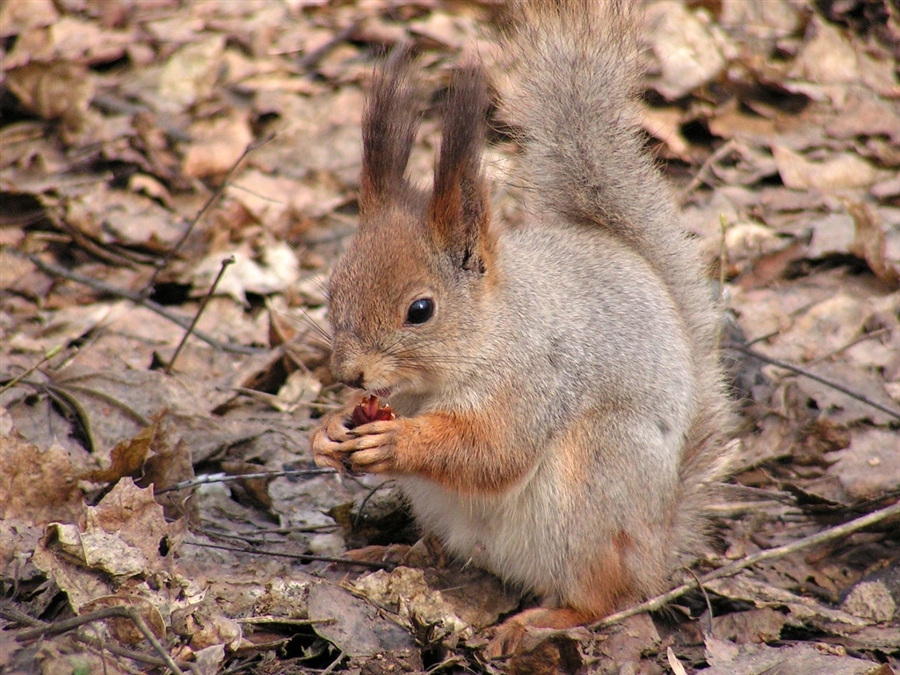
left=498, top=0, right=733, bottom=561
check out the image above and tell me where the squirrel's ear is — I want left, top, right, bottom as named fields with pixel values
left=429, top=64, right=493, bottom=274
left=360, top=46, right=420, bottom=215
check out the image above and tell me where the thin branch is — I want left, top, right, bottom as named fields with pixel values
left=235, top=616, right=335, bottom=626
left=0, top=345, right=63, bottom=395
left=595, top=499, right=900, bottom=628
left=730, top=343, right=900, bottom=421
left=23, top=252, right=262, bottom=355
left=143, top=134, right=274, bottom=293
left=16, top=606, right=185, bottom=675
left=155, top=468, right=335, bottom=494
left=166, top=255, right=235, bottom=374
left=183, top=540, right=396, bottom=571
left=296, top=22, right=359, bottom=70
left=678, top=139, right=737, bottom=204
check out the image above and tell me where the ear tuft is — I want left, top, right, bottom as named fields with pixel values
left=429, top=64, right=493, bottom=272
left=360, top=46, right=421, bottom=214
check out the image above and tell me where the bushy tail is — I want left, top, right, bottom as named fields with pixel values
left=500, top=0, right=734, bottom=559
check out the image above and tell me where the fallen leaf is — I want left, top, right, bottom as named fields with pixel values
left=5, top=62, right=94, bottom=128
left=645, top=2, right=728, bottom=99
left=182, top=111, right=254, bottom=179
left=0, top=0, right=58, bottom=38
left=841, top=582, right=896, bottom=623
left=0, top=409, right=86, bottom=525
left=827, top=428, right=900, bottom=500
left=773, top=146, right=889, bottom=191
left=845, top=200, right=900, bottom=287
left=307, top=582, right=417, bottom=657
left=353, top=567, right=471, bottom=644
left=81, top=594, right=167, bottom=645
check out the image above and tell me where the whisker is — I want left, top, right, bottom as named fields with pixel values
left=271, top=304, right=332, bottom=343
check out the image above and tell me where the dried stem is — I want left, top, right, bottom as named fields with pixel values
left=731, top=343, right=900, bottom=421
left=165, top=255, right=235, bottom=374
left=143, top=134, right=273, bottom=294
left=184, top=540, right=396, bottom=571
left=595, top=499, right=900, bottom=628
left=155, top=467, right=335, bottom=494
left=23, top=252, right=260, bottom=355
left=16, top=605, right=185, bottom=675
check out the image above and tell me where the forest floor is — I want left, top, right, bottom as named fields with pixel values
left=1, top=1, right=899, bottom=674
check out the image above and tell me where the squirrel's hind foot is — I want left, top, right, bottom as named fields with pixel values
left=485, top=606, right=596, bottom=659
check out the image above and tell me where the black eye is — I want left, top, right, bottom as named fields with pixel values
left=406, top=298, right=434, bottom=325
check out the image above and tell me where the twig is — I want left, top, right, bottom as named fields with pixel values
left=183, top=540, right=396, bottom=571
left=320, top=649, right=345, bottom=675
left=678, top=139, right=737, bottom=204
left=729, top=343, right=900, bottom=421
left=595, top=499, right=900, bottom=628
left=155, top=468, right=335, bottom=494
left=235, top=616, right=335, bottom=626
left=0, top=345, right=63, bottom=394
left=76, top=634, right=173, bottom=672
left=687, top=567, right=714, bottom=636
left=807, top=326, right=891, bottom=366
left=17, top=605, right=185, bottom=675
left=165, top=255, right=235, bottom=374
left=296, top=22, right=359, bottom=71
left=143, top=134, right=274, bottom=294
left=22, top=252, right=261, bottom=355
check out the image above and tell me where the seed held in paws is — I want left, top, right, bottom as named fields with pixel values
left=348, top=395, right=395, bottom=429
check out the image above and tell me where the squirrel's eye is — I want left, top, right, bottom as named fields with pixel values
left=406, top=298, right=434, bottom=325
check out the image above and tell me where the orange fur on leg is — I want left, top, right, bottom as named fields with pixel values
left=486, top=607, right=597, bottom=658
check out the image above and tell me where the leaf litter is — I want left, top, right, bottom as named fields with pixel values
left=0, top=0, right=898, bottom=674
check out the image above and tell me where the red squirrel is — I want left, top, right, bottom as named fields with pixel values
left=312, top=0, right=733, bottom=654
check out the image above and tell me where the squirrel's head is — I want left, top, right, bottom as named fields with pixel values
left=327, top=50, right=496, bottom=399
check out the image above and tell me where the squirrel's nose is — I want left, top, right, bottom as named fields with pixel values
left=332, top=363, right=365, bottom=389
left=343, top=372, right=365, bottom=389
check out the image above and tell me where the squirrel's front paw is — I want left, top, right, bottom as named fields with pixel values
left=311, top=411, right=356, bottom=471
left=343, top=419, right=401, bottom=474
left=311, top=413, right=402, bottom=475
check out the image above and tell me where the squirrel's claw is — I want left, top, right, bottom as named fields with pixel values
left=345, top=420, right=400, bottom=474
left=311, top=408, right=357, bottom=471
left=311, top=413, right=401, bottom=475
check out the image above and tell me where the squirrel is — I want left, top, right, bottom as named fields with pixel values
left=312, top=0, right=733, bottom=654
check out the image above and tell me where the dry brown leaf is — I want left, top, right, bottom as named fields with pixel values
left=5, top=62, right=94, bottom=127
left=171, top=598, right=243, bottom=651
left=0, top=409, right=86, bottom=525
left=81, top=594, right=167, bottom=644
left=589, top=614, right=660, bottom=668
left=794, top=362, right=900, bottom=426
left=841, top=582, right=897, bottom=624
left=846, top=200, right=900, bottom=287
left=157, top=36, right=226, bottom=113
left=773, top=146, right=889, bottom=191
left=189, top=241, right=300, bottom=304
left=827, top=428, right=900, bottom=501
left=353, top=567, right=471, bottom=643
left=308, top=582, right=417, bottom=657
left=711, top=608, right=787, bottom=644
left=88, top=417, right=162, bottom=483
left=645, top=2, right=728, bottom=100
left=702, top=641, right=886, bottom=675
left=62, top=183, right=185, bottom=248
left=0, top=0, right=58, bottom=39
left=707, top=575, right=869, bottom=628
left=31, top=479, right=184, bottom=613
left=47, top=17, right=134, bottom=65
left=182, top=112, right=254, bottom=179
left=789, top=17, right=859, bottom=86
